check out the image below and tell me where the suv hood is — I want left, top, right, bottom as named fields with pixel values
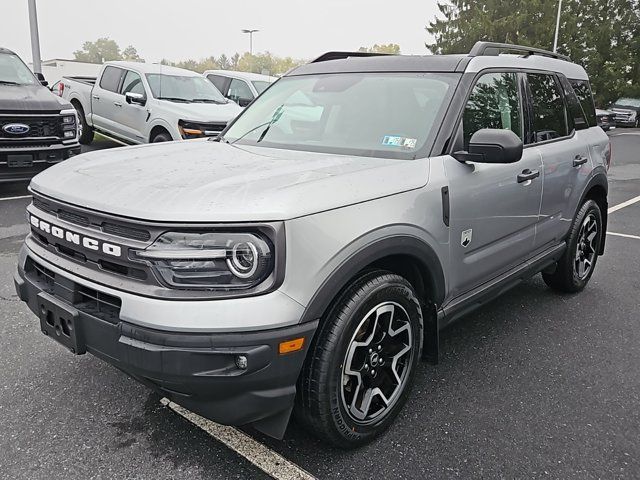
left=159, top=100, right=243, bottom=122
left=30, top=140, right=429, bottom=222
left=0, top=83, right=71, bottom=113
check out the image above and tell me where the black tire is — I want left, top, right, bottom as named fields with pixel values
left=295, top=271, right=423, bottom=448
left=74, top=103, right=94, bottom=145
left=151, top=131, right=172, bottom=143
left=542, top=199, right=603, bottom=293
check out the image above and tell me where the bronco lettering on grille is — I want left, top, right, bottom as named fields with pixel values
left=29, top=214, right=122, bottom=258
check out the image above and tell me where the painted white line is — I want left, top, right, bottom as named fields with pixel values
left=160, top=398, right=316, bottom=480
left=607, top=231, right=640, bottom=241
left=608, top=194, right=640, bottom=214
left=0, top=195, right=31, bottom=202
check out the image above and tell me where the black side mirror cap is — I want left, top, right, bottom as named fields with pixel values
left=35, top=72, right=48, bottom=87
left=453, top=128, right=523, bottom=164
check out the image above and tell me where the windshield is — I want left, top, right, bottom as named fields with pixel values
left=223, top=72, right=459, bottom=159
left=0, top=53, right=37, bottom=86
left=252, top=80, right=271, bottom=95
left=614, top=97, right=640, bottom=108
left=146, top=74, right=227, bottom=103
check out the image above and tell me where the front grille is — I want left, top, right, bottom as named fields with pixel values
left=102, top=222, right=151, bottom=241
left=200, top=122, right=227, bottom=135
left=25, top=257, right=122, bottom=324
left=0, top=116, right=64, bottom=139
left=58, top=209, right=90, bottom=227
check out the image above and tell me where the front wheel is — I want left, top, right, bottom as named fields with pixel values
left=151, top=131, right=172, bottom=143
left=74, top=103, right=94, bottom=145
left=543, top=199, right=603, bottom=293
left=295, top=271, right=422, bottom=448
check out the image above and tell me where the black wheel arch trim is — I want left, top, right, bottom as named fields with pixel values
left=299, top=234, right=446, bottom=324
left=578, top=171, right=608, bottom=254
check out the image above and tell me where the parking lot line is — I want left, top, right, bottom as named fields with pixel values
left=607, top=231, right=640, bottom=241
left=0, top=195, right=31, bottom=202
left=608, top=194, right=640, bottom=214
left=160, top=398, right=316, bottom=480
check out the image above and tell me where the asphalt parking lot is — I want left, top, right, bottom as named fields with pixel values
left=1, top=130, right=639, bottom=479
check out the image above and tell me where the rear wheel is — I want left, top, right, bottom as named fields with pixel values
left=543, top=199, right=603, bottom=293
left=296, top=271, right=422, bottom=448
left=73, top=103, right=94, bottom=145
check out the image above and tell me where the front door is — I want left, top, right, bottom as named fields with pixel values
left=445, top=71, right=543, bottom=298
left=115, top=69, right=148, bottom=143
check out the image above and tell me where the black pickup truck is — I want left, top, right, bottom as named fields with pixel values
left=0, top=47, right=80, bottom=184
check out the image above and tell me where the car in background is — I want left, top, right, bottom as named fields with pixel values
left=58, top=62, right=242, bottom=144
left=596, top=108, right=615, bottom=131
left=0, top=47, right=79, bottom=183
left=609, top=97, right=640, bottom=127
left=204, top=70, right=275, bottom=107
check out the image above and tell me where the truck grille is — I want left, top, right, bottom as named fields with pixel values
left=0, top=115, right=64, bottom=140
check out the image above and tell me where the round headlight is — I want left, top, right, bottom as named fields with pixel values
left=227, top=241, right=259, bottom=278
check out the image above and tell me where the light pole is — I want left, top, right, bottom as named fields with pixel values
left=28, top=0, right=42, bottom=74
left=241, top=29, right=259, bottom=56
left=553, top=0, right=562, bottom=53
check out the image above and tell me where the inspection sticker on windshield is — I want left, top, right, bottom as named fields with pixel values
left=382, top=135, right=417, bottom=149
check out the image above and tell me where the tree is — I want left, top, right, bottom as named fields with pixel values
left=426, top=0, right=640, bottom=105
left=122, top=45, right=144, bottom=62
left=73, top=38, right=122, bottom=63
left=218, top=54, right=231, bottom=70
left=358, top=43, right=401, bottom=54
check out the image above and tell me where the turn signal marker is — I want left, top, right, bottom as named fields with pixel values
left=279, top=337, right=304, bottom=354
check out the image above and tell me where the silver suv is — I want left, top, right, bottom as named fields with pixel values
left=14, top=42, right=610, bottom=448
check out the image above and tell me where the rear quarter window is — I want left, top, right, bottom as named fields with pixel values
left=569, top=79, right=597, bottom=127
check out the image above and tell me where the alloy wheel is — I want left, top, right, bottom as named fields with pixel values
left=574, top=212, right=598, bottom=279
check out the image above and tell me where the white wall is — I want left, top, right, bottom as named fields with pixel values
left=29, top=60, right=102, bottom=85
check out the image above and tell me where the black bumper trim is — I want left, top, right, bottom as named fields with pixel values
left=15, top=260, right=318, bottom=438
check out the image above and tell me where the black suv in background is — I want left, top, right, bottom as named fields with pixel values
left=609, top=97, right=640, bottom=128
left=0, top=47, right=80, bottom=184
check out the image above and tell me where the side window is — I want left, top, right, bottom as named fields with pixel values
left=527, top=73, right=569, bottom=142
left=99, top=66, right=124, bottom=93
left=121, top=70, right=145, bottom=96
left=557, top=75, right=588, bottom=131
left=207, top=74, right=230, bottom=95
left=229, top=79, right=254, bottom=104
left=463, top=72, right=522, bottom=148
left=569, top=79, right=597, bottom=127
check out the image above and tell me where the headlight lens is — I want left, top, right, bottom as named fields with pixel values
left=62, top=115, right=75, bottom=124
left=133, top=232, right=273, bottom=290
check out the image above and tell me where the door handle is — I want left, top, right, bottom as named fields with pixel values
left=573, top=155, right=588, bottom=167
left=517, top=169, right=540, bottom=183
left=114, top=102, right=123, bottom=107
left=92, top=94, right=100, bottom=100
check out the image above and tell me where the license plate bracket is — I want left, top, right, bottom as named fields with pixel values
left=37, top=292, right=85, bottom=355
left=7, top=154, right=34, bottom=168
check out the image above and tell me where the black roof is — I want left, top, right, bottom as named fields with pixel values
left=0, top=47, right=17, bottom=55
left=289, top=54, right=468, bottom=76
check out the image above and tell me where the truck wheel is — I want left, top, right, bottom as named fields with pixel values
left=74, top=103, right=94, bottom=145
left=296, top=271, right=422, bottom=448
left=542, top=199, right=603, bottom=293
left=152, top=131, right=172, bottom=143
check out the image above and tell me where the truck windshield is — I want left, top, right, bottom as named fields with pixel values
left=222, top=72, right=459, bottom=159
left=146, top=74, right=227, bottom=103
left=0, top=53, right=37, bottom=86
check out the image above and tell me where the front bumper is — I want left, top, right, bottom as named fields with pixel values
left=14, top=247, right=317, bottom=438
left=0, top=142, right=81, bottom=183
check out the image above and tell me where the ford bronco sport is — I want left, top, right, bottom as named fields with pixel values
left=14, top=42, right=610, bottom=448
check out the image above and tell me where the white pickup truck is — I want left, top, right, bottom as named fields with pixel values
left=58, top=61, right=242, bottom=145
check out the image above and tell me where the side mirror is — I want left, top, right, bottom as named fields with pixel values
left=35, top=72, right=48, bottom=87
left=453, top=129, right=523, bottom=164
left=125, top=92, right=146, bottom=106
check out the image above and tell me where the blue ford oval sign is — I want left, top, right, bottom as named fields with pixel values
left=2, top=123, right=30, bottom=135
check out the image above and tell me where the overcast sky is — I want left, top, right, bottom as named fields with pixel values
left=1, top=0, right=441, bottom=64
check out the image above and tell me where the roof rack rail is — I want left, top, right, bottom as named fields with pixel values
left=310, top=51, right=392, bottom=64
left=468, top=41, right=571, bottom=62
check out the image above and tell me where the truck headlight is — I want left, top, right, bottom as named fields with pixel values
left=133, top=232, right=274, bottom=290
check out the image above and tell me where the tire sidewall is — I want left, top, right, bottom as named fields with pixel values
left=324, top=278, right=422, bottom=445
left=567, top=200, right=603, bottom=288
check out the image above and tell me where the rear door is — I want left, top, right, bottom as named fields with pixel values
left=527, top=73, right=593, bottom=251
left=228, top=78, right=255, bottom=107
left=445, top=71, right=543, bottom=298
left=90, top=66, right=125, bottom=135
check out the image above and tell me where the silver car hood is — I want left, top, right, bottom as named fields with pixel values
left=31, top=140, right=429, bottom=222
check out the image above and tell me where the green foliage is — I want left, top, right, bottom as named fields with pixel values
left=358, top=43, right=402, bottom=54
left=73, top=38, right=122, bottom=63
left=122, top=45, right=144, bottom=63
left=426, top=0, right=640, bottom=105
left=166, top=51, right=305, bottom=75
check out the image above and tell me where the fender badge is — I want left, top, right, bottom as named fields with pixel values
left=461, top=229, right=473, bottom=248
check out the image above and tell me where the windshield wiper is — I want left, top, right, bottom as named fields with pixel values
left=0, top=80, right=21, bottom=85
left=191, top=98, right=227, bottom=104
left=156, top=96, right=189, bottom=103
left=256, top=105, right=285, bottom=143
